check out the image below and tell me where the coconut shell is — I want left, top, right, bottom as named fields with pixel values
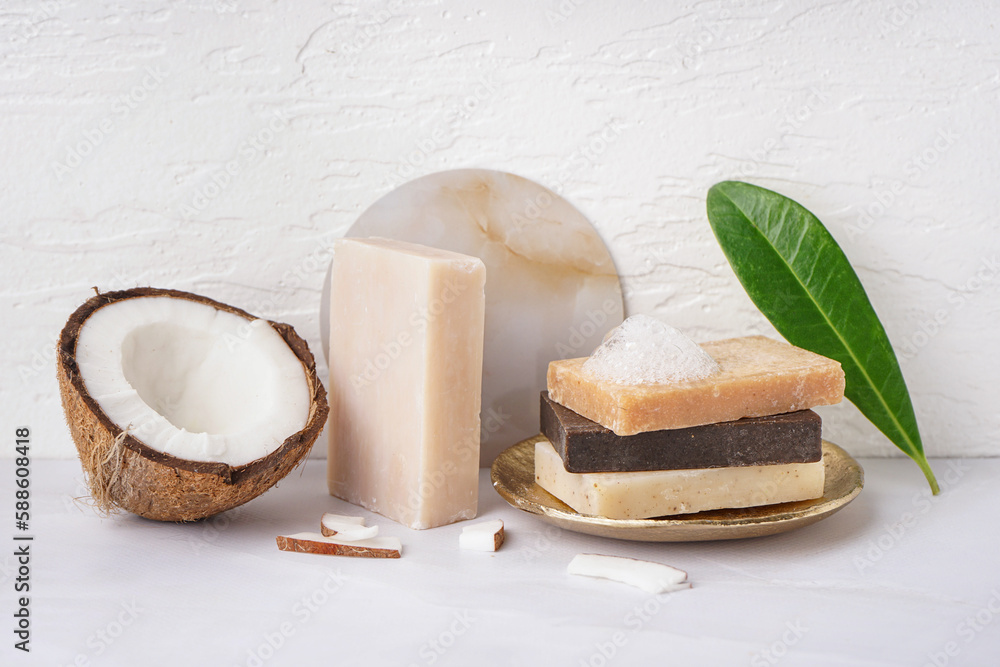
left=57, top=287, right=329, bottom=522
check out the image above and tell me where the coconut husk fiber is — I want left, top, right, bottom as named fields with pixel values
left=57, top=287, right=329, bottom=522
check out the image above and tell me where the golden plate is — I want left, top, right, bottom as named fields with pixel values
left=491, top=435, right=864, bottom=542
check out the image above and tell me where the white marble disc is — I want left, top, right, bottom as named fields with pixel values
left=321, top=169, right=623, bottom=465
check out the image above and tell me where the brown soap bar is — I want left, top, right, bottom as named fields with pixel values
left=540, top=392, right=822, bottom=473
left=547, top=335, right=844, bottom=436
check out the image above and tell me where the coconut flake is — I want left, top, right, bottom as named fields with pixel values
left=459, top=519, right=504, bottom=552
left=320, top=513, right=378, bottom=541
left=276, top=532, right=402, bottom=558
left=567, top=554, right=690, bottom=594
left=582, top=314, right=720, bottom=385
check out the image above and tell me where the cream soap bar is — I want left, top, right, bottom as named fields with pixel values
left=327, top=238, right=486, bottom=529
left=548, top=335, right=844, bottom=436
left=534, top=439, right=825, bottom=519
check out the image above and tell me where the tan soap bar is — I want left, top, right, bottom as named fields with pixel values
left=534, top=439, right=825, bottom=519
left=547, top=335, right=844, bottom=436
left=327, top=238, right=485, bottom=530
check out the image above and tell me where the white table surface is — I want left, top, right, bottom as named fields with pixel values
left=3, top=456, right=998, bottom=667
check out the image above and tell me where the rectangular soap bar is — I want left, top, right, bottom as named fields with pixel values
left=541, top=392, right=822, bottom=473
left=327, top=237, right=486, bottom=530
left=534, top=439, right=825, bottom=519
left=547, top=335, right=844, bottom=436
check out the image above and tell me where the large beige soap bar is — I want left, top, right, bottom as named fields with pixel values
left=534, top=439, right=825, bottom=519
left=548, top=336, right=844, bottom=436
left=327, top=238, right=485, bottom=529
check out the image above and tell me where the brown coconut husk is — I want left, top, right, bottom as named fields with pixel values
left=57, top=287, right=329, bottom=522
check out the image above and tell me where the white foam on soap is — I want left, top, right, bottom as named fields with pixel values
left=582, top=314, right=720, bottom=385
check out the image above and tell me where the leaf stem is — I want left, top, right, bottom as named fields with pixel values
left=915, top=454, right=941, bottom=495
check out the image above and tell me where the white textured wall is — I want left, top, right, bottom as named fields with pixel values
left=2, top=0, right=997, bottom=461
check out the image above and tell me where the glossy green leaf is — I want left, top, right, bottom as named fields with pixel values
left=706, top=181, right=938, bottom=493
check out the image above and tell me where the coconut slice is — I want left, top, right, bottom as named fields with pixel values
left=276, top=532, right=402, bottom=558
left=459, top=519, right=504, bottom=552
left=320, top=513, right=378, bottom=541
left=57, top=287, right=328, bottom=522
left=567, top=554, right=690, bottom=594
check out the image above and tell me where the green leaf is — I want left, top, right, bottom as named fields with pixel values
left=706, top=180, right=939, bottom=494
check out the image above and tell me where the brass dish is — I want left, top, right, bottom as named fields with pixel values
left=491, top=435, right=864, bottom=542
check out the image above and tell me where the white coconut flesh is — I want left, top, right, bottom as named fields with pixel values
left=74, top=296, right=311, bottom=467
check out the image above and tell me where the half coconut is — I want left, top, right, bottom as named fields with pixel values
left=57, top=287, right=328, bottom=521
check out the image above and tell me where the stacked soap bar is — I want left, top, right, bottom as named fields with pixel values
left=540, top=392, right=823, bottom=473
left=537, top=334, right=845, bottom=519
left=548, top=335, right=845, bottom=436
